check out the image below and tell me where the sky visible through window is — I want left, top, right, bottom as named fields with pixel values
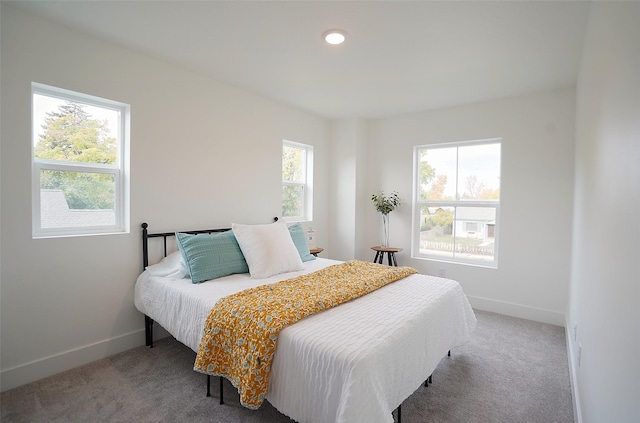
left=421, top=143, right=500, bottom=200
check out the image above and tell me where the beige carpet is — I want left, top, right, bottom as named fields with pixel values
left=1, top=310, right=574, bottom=422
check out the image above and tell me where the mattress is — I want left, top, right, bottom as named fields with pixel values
left=134, top=258, right=476, bottom=423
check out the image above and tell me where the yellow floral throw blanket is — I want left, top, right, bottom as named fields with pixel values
left=193, top=260, right=418, bottom=409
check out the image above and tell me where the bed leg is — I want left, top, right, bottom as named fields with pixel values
left=209, top=375, right=224, bottom=404
left=448, top=349, right=451, bottom=356
left=144, top=315, right=154, bottom=348
left=219, top=376, right=224, bottom=405
left=424, top=373, right=434, bottom=387
left=395, top=404, right=402, bottom=423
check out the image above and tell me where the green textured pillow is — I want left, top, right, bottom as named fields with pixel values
left=288, top=223, right=316, bottom=262
left=175, top=231, right=249, bottom=284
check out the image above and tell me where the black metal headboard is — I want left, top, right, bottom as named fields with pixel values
left=141, top=223, right=230, bottom=271
left=141, top=217, right=279, bottom=271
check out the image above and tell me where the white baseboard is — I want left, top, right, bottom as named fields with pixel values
left=467, top=295, right=566, bottom=326
left=1, top=329, right=146, bottom=392
left=565, top=316, right=583, bottom=423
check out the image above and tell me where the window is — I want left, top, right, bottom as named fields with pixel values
left=282, top=140, right=313, bottom=221
left=465, top=222, right=479, bottom=233
left=413, top=139, right=501, bottom=266
left=31, top=83, right=130, bottom=238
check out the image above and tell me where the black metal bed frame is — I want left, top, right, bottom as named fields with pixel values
left=141, top=222, right=233, bottom=405
left=141, top=222, right=231, bottom=349
left=140, top=221, right=447, bottom=422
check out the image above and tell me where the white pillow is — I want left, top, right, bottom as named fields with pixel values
left=232, top=220, right=304, bottom=278
left=146, top=250, right=188, bottom=279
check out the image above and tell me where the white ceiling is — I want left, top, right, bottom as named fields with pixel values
left=8, top=0, right=591, bottom=119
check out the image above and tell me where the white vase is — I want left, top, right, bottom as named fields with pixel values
left=382, top=213, right=390, bottom=247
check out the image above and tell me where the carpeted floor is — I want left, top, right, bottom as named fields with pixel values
left=1, top=310, right=574, bottom=423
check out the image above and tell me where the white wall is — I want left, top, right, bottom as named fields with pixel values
left=0, top=5, right=330, bottom=391
left=328, top=118, right=368, bottom=261
left=569, top=2, right=640, bottom=422
left=362, top=89, right=576, bottom=325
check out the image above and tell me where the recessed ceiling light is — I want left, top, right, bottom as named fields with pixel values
left=323, top=29, right=346, bottom=45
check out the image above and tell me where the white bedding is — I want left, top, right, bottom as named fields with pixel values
left=134, top=258, right=476, bottom=423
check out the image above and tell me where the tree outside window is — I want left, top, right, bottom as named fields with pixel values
left=35, top=101, right=117, bottom=210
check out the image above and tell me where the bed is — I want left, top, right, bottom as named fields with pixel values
left=134, top=221, right=476, bottom=423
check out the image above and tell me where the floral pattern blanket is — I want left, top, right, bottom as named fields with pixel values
left=193, top=260, right=418, bottom=409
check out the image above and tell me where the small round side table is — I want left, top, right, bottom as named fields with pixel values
left=371, top=246, right=403, bottom=266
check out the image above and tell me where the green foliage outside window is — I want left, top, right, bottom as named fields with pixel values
left=282, top=144, right=305, bottom=217
left=35, top=101, right=117, bottom=210
left=421, top=208, right=454, bottom=232
left=282, top=185, right=303, bottom=217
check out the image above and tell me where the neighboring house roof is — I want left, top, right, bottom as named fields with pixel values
left=455, top=207, right=496, bottom=222
left=423, top=206, right=496, bottom=222
left=41, top=189, right=115, bottom=228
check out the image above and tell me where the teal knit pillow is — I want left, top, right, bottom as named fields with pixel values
left=176, top=231, right=249, bottom=284
left=288, top=223, right=316, bottom=262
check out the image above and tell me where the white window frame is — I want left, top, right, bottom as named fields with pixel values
left=282, top=140, right=313, bottom=222
left=412, top=139, right=501, bottom=267
left=31, top=82, right=130, bottom=238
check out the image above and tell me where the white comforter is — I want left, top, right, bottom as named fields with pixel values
left=134, top=258, right=476, bottom=423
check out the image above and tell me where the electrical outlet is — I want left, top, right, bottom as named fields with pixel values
left=578, top=343, right=582, bottom=367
